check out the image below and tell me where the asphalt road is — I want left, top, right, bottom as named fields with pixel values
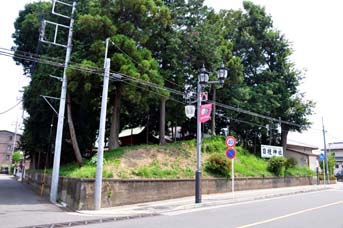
left=82, top=187, right=343, bottom=228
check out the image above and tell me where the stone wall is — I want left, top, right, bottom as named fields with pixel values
left=25, top=172, right=316, bottom=210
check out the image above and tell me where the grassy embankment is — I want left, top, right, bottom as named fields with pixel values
left=41, top=136, right=315, bottom=178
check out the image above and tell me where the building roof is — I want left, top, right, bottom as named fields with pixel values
left=287, top=139, right=318, bottom=150
left=286, top=148, right=318, bottom=157
left=0, top=130, right=22, bottom=136
left=328, top=142, right=343, bottom=150
left=119, top=127, right=145, bottom=138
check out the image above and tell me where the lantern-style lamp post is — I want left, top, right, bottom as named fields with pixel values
left=195, top=63, right=227, bottom=203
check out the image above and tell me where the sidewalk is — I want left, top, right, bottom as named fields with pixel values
left=78, top=183, right=338, bottom=217
left=0, top=174, right=106, bottom=228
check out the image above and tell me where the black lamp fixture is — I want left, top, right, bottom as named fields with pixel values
left=198, top=64, right=209, bottom=84
left=217, top=63, right=228, bottom=85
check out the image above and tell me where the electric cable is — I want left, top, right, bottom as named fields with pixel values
left=0, top=47, right=318, bottom=130
left=0, top=101, right=22, bottom=115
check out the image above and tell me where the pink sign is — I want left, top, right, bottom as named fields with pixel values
left=200, top=103, right=212, bottom=123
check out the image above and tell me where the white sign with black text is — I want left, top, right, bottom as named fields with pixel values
left=261, top=145, right=283, bottom=158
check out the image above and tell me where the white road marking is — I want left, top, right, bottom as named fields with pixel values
left=164, top=189, right=333, bottom=216
left=237, top=201, right=343, bottom=228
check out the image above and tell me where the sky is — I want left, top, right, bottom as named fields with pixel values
left=0, top=0, right=342, bottom=149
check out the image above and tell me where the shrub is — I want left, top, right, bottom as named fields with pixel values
left=319, top=174, right=337, bottom=181
left=285, top=157, right=297, bottom=170
left=12, top=151, right=23, bottom=164
left=204, top=153, right=231, bottom=177
left=285, top=165, right=315, bottom=176
left=328, top=154, right=336, bottom=176
left=88, top=155, right=106, bottom=166
left=330, top=175, right=337, bottom=181
left=319, top=153, right=336, bottom=176
left=267, top=156, right=286, bottom=176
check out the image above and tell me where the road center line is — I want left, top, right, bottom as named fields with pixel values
left=237, top=201, right=343, bottom=228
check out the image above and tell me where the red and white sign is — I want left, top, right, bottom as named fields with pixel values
left=200, top=103, right=212, bottom=123
left=201, top=92, right=208, bottom=101
left=226, top=147, right=236, bottom=160
left=225, top=136, right=236, bottom=147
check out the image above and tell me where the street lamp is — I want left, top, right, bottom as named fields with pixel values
left=195, top=63, right=227, bottom=203
left=217, top=63, right=228, bottom=84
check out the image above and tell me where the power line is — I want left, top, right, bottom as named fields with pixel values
left=0, top=47, right=311, bottom=129
left=109, top=39, right=185, bottom=91
left=113, top=76, right=186, bottom=105
left=0, top=101, right=22, bottom=115
left=1, top=47, right=183, bottom=96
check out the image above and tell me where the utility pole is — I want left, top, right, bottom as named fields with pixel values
left=11, top=116, right=19, bottom=155
left=40, top=0, right=77, bottom=203
left=94, top=38, right=111, bottom=210
left=322, top=117, right=330, bottom=184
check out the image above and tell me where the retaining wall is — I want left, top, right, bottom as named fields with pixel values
left=25, top=172, right=316, bottom=210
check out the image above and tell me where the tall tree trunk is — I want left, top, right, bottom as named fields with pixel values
left=281, top=123, right=289, bottom=153
left=159, top=97, right=167, bottom=145
left=109, top=83, right=122, bottom=150
left=146, top=115, right=150, bottom=144
left=211, top=85, right=216, bottom=136
left=37, top=151, right=41, bottom=169
left=67, top=94, right=83, bottom=166
left=31, top=152, right=36, bottom=170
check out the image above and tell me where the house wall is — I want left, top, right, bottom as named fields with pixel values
left=329, top=150, right=343, bottom=174
left=284, top=150, right=308, bottom=167
left=0, top=131, right=20, bottom=167
left=308, top=156, right=319, bottom=171
left=26, top=172, right=317, bottom=210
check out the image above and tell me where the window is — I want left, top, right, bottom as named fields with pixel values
left=336, top=164, right=339, bottom=169
left=7, top=145, right=12, bottom=152
left=9, top=136, right=13, bottom=141
left=6, top=155, right=10, bottom=161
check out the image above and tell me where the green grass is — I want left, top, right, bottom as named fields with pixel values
left=34, top=136, right=315, bottom=179
left=285, top=166, right=316, bottom=176
left=132, top=160, right=194, bottom=178
left=51, top=163, right=113, bottom=178
left=201, top=137, right=273, bottom=177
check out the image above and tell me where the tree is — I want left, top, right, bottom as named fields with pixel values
left=13, top=0, right=315, bottom=167
left=13, top=0, right=168, bottom=165
left=216, top=1, right=314, bottom=149
left=12, top=151, right=24, bottom=165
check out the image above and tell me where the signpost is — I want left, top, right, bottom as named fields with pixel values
left=319, top=153, right=326, bottom=184
left=225, top=136, right=236, bottom=199
left=226, top=136, right=236, bottom=147
left=226, top=148, right=236, bottom=159
left=319, top=153, right=325, bottom=161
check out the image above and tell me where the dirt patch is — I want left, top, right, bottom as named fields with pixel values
left=119, top=145, right=193, bottom=168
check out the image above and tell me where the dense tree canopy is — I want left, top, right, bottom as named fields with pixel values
left=13, top=0, right=314, bottom=168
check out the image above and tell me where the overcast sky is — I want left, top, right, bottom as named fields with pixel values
left=1, top=0, right=342, bottom=149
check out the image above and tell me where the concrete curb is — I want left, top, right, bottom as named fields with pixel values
left=77, top=186, right=332, bottom=217
left=165, top=186, right=333, bottom=213
left=18, top=213, right=160, bottom=228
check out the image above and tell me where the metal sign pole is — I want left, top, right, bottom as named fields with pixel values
left=232, top=158, right=235, bottom=199
left=322, top=117, right=330, bottom=184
